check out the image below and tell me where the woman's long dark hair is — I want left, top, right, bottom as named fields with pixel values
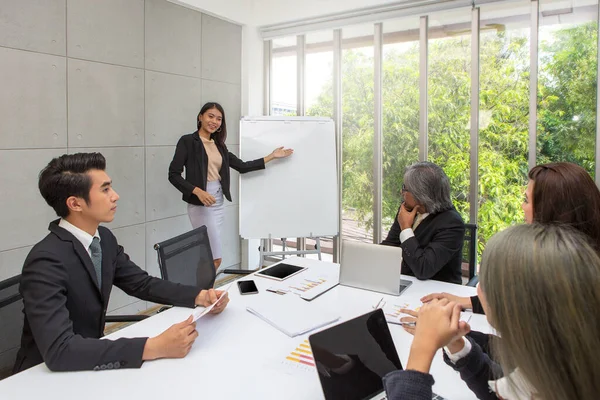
left=529, top=162, right=600, bottom=251
left=197, top=102, right=227, bottom=147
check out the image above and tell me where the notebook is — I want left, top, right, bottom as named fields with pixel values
left=246, top=295, right=340, bottom=337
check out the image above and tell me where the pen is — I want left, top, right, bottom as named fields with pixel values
left=397, top=321, right=416, bottom=327
left=374, top=297, right=384, bottom=309
left=266, top=288, right=287, bottom=295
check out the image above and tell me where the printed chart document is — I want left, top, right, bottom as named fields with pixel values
left=280, top=339, right=316, bottom=375
left=374, top=299, right=473, bottom=325
left=191, top=283, right=232, bottom=322
left=376, top=300, right=420, bottom=325
left=247, top=295, right=340, bottom=337
left=266, top=265, right=340, bottom=301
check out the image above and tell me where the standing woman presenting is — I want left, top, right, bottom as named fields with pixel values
left=169, top=102, right=293, bottom=270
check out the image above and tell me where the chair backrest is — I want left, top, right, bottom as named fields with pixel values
left=0, top=275, right=23, bottom=380
left=463, top=223, right=478, bottom=280
left=154, top=225, right=215, bottom=290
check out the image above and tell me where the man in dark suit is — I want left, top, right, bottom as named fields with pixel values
left=381, top=162, right=465, bottom=284
left=13, top=152, right=229, bottom=373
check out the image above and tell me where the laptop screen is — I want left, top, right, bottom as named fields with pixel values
left=309, top=309, right=403, bottom=400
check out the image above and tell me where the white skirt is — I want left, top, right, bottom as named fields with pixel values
left=187, top=181, right=224, bottom=260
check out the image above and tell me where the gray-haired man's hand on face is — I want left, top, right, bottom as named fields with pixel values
left=399, top=202, right=419, bottom=230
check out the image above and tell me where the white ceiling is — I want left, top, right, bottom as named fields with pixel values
left=251, top=0, right=416, bottom=26
left=174, top=0, right=593, bottom=34
left=169, top=0, right=254, bottom=24
left=174, top=0, right=407, bottom=26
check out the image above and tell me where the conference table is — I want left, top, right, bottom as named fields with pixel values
left=0, top=257, right=491, bottom=400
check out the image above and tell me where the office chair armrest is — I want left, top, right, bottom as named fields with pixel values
left=466, top=276, right=479, bottom=287
left=105, top=315, right=150, bottom=323
left=157, top=305, right=173, bottom=313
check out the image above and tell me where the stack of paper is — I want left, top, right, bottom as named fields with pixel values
left=247, top=295, right=340, bottom=337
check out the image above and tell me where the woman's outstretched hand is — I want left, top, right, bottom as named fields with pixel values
left=265, top=147, right=294, bottom=163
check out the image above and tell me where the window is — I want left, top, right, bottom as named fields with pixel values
left=265, top=0, right=600, bottom=260
left=341, top=25, right=375, bottom=242
left=537, top=0, right=598, bottom=177
left=478, top=0, right=531, bottom=252
left=381, top=18, right=421, bottom=239
left=271, top=37, right=298, bottom=116
left=306, top=31, right=334, bottom=118
left=428, top=8, right=472, bottom=224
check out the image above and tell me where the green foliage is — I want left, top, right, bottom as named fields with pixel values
left=538, top=23, right=598, bottom=176
left=306, top=22, right=597, bottom=254
left=382, top=46, right=420, bottom=225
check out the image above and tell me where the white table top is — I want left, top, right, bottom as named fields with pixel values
left=0, top=257, right=490, bottom=400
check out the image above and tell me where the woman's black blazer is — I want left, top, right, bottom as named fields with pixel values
left=169, top=132, right=265, bottom=206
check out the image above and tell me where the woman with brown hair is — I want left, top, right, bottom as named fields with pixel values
left=523, top=162, right=600, bottom=247
left=169, top=102, right=293, bottom=270
left=420, top=162, right=600, bottom=313
left=384, top=224, right=600, bottom=399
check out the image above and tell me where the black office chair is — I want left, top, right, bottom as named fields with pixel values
left=154, top=225, right=255, bottom=290
left=0, top=275, right=23, bottom=380
left=155, top=225, right=219, bottom=290
left=463, top=223, right=479, bottom=287
left=154, top=226, right=237, bottom=313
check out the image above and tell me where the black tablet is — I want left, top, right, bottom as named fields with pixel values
left=256, top=262, right=307, bottom=281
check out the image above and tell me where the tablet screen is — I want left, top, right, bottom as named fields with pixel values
left=256, top=263, right=306, bottom=281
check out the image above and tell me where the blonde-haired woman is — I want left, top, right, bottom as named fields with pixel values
left=383, top=224, right=600, bottom=400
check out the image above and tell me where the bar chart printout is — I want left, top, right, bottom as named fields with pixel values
left=289, top=277, right=327, bottom=293
left=268, top=269, right=338, bottom=299
left=281, top=340, right=315, bottom=375
left=384, top=302, right=414, bottom=320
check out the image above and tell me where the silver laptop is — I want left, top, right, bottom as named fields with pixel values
left=340, top=240, right=412, bottom=296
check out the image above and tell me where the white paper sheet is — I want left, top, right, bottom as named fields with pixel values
left=191, top=283, right=232, bottom=322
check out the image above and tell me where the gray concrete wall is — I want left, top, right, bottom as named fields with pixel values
left=0, top=0, right=243, bottom=318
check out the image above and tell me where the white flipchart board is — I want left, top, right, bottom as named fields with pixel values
left=239, top=117, right=339, bottom=239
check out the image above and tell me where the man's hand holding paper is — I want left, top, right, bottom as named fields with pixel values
left=192, top=285, right=231, bottom=322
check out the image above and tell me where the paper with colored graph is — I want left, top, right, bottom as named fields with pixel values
left=377, top=301, right=420, bottom=325
left=281, top=340, right=316, bottom=375
left=375, top=299, right=473, bottom=325
left=267, top=266, right=339, bottom=300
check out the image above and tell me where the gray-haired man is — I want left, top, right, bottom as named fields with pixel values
left=381, top=162, right=465, bottom=284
